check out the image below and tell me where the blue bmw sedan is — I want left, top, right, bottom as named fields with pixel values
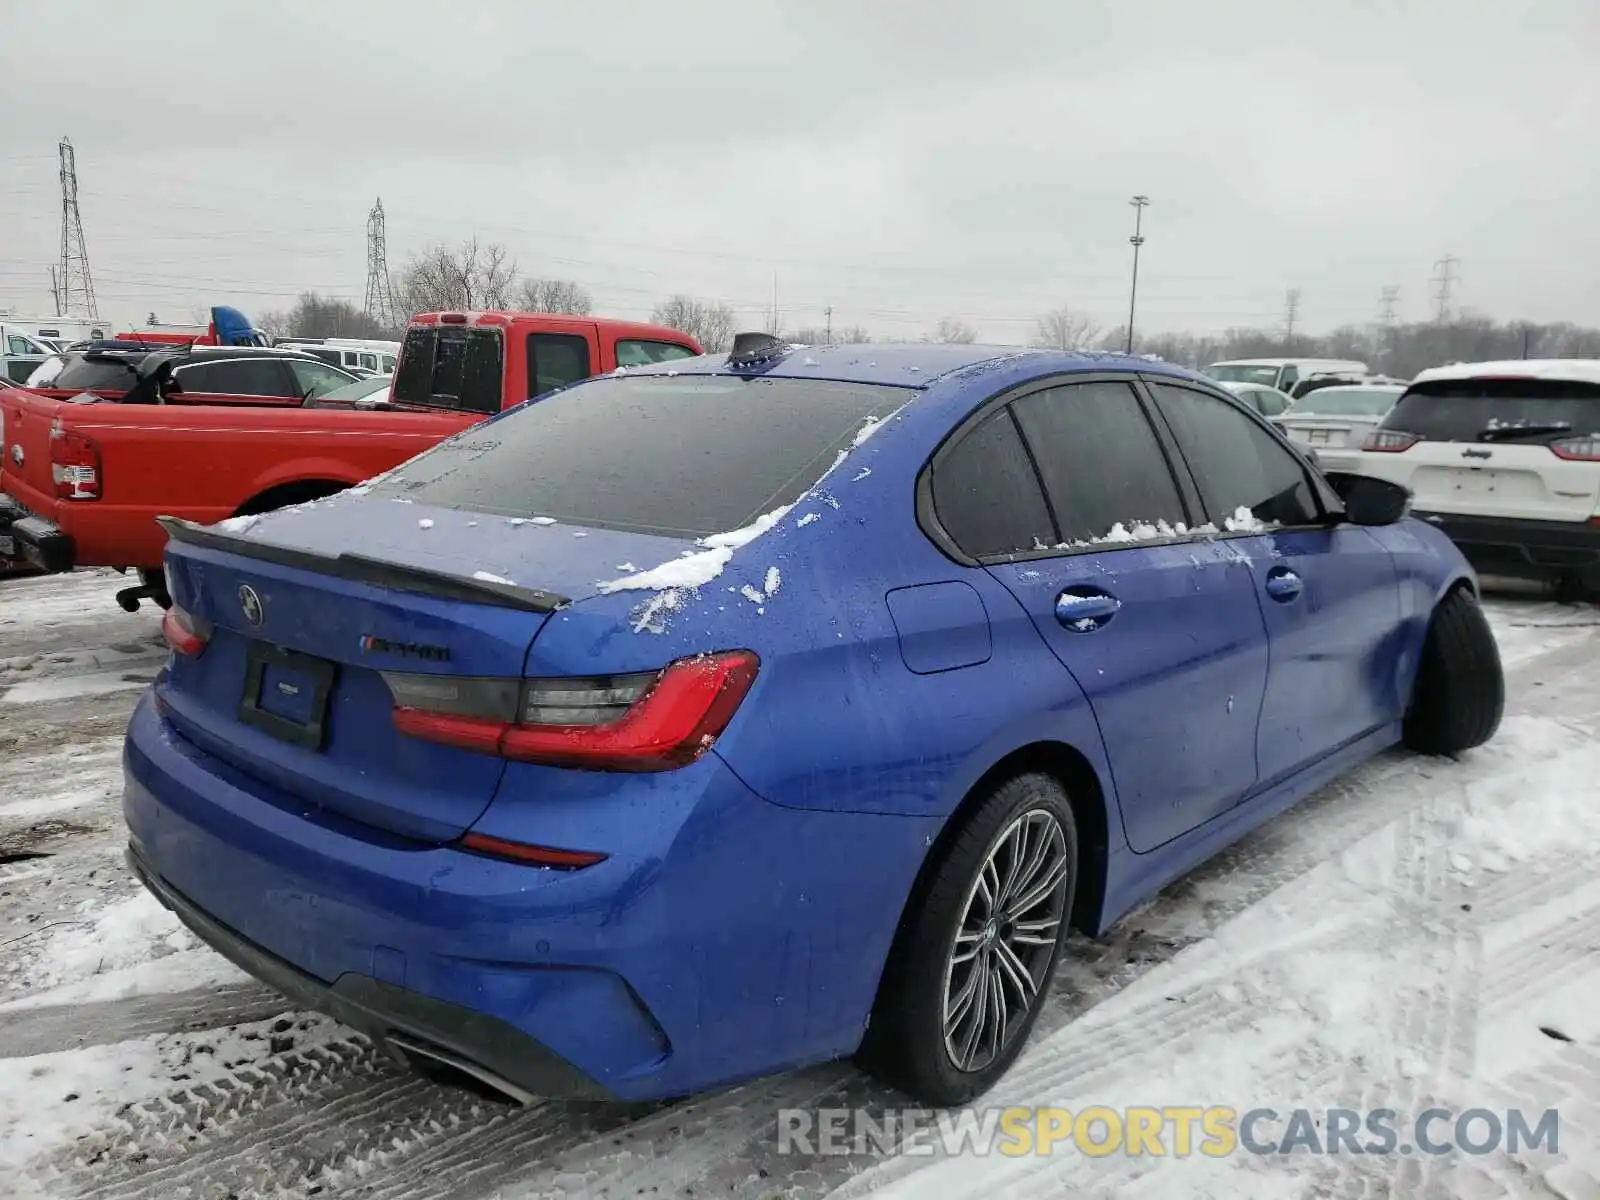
left=124, top=333, right=1503, bottom=1106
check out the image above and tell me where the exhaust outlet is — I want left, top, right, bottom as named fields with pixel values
left=385, top=1031, right=537, bottom=1106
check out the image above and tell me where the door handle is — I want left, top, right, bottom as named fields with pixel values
left=1055, top=588, right=1122, bottom=631
left=1264, top=568, right=1303, bottom=602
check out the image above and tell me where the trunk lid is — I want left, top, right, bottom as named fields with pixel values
left=1278, top=415, right=1382, bottom=451
left=158, top=496, right=696, bottom=842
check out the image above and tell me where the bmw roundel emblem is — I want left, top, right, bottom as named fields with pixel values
left=238, top=584, right=264, bottom=627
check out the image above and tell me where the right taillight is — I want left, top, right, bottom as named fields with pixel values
left=384, top=650, right=761, bottom=772
left=50, top=426, right=102, bottom=500
left=1550, top=436, right=1600, bottom=462
left=1362, top=430, right=1420, bottom=453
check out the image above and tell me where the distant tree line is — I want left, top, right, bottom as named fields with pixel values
left=258, top=239, right=1600, bottom=378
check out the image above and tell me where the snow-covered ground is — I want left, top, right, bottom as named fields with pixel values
left=0, top=568, right=1596, bottom=1199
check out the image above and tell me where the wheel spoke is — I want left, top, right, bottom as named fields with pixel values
left=987, top=962, right=1008, bottom=1057
left=1004, top=820, right=1053, bottom=912
left=956, top=954, right=992, bottom=1069
left=994, top=938, right=1038, bottom=1005
left=992, top=820, right=1027, bottom=908
left=1007, top=855, right=1071, bottom=921
left=951, top=928, right=985, bottom=965
left=1011, top=915, right=1062, bottom=947
left=945, top=962, right=980, bottom=1033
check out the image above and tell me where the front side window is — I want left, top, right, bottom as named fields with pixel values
left=615, top=339, right=697, bottom=368
left=358, top=353, right=378, bottom=371
left=1010, top=381, right=1188, bottom=543
left=1149, top=382, right=1321, bottom=529
left=173, top=359, right=293, bottom=397
left=528, top=333, right=592, bottom=398
left=929, top=408, right=1056, bottom=559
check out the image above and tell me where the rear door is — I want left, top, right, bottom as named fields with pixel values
left=1145, top=380, right=1402, bottom=786
left=936, top=376, right=1271, bottom=854
left=526, top=329, right=595, bottom=400
left=170, top=357, right=303, bottom=407
left=1364, top=377, right=1600, bottom=523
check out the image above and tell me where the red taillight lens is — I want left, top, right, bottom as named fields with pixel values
left=1550, top=436, right=1600, bottom=462
left=457, top=832, right=606, bottom=869
left=439, top=312, right=468, bottom=324
left=385, top=650, right=760, bottom=772
left=161, top=605, right=212, bottom=657
left=51, top=428, right=102, bottom=499
left=1361, top=430, right=1420, bottom=453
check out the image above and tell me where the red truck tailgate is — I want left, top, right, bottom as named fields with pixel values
left=0, top=385, right=64, bottom=514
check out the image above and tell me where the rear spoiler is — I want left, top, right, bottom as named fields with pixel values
left=157, top=516, right=570, bottom=614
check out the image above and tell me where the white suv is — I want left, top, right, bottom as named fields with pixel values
left=1355, top=359, right=1600, bottom=600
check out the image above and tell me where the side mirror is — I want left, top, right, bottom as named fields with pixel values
left=1323, top=472, right=1410, bottom=526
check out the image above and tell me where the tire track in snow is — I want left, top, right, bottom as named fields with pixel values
left=0, top=983, right=290, bottom=1059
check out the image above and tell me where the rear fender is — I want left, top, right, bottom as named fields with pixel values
left=243, top=458, right=368, bottom=500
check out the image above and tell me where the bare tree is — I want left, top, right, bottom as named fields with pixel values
left=396, top=238, right=518, bottom=315
left=518, top=278, right=592, bottom=315
left=1031, top=306, right=1099, bottom=351
left=929, top=317, right=978, bottom=344
left=836, top=325, right=873, bottom=344
left=650, top=295, right=737, bottom=353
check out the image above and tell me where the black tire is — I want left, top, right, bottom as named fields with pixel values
left=857, top=772, right=1077, bottom=1105
left=138, top=568, right=172, bottom=610
left=1403, top=586, right=1504, bottom=755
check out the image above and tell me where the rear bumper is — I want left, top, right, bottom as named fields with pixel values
left=0, top=492, right=74, bottom=573
left=126, top=838, right=610, bottom=1102
left=122, top=688, right=935, bottom=1100
left=1412, top=510, right=1600, bottom=584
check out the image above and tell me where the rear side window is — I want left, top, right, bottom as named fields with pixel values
left=616, top=339, right=697, bottom=368
left=930, top=408, right=1055, bottom=558
left=1382, top=379, right=1600, bottom=443
left=392, top=327, right=504, bottom=414
left=528, top=333, right=591, bottom=398
left=1149, top=382, right=1321, bottom=528
left=373, top=375, right=910, bottom=538
left=45, top=357, right=142, bottom=392
left=1011, top=381, right=1187, bottom=543
left=173, top=359, right=292, bottom=397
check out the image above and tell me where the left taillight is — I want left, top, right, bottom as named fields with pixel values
left=384, top=650, right=760, bottom=772
left=50, top=428, right=102, bottom=500
left=161, top=604, right=212, bottom=657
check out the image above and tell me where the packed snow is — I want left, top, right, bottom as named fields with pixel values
left=0, top=567, right=1596, bottom=1199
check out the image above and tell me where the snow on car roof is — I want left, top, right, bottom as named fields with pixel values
left=1412, top=359, right=1600, bottom=386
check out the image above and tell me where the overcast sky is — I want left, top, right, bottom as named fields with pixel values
left=2, top=0, right=1596, bottom=342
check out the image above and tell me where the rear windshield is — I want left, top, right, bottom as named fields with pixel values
left=391, top=326, right=503, bottom=414
left=370, top=374, right=912, bottom=538
left=1381, top=378, right=1600, bottom=443
left=1294, top=387, right=1400, bottom=417
left=44, top=356, right=141, bottom=393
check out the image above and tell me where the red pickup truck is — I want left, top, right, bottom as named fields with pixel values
left=0, top=311, right=701, bottom=609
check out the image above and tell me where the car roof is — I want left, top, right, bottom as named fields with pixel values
left=618, top=342, right=1211, bottom=390
left=1208, top=357, right=1365, bottom=367
left=1410, top=359, right=1600, bottom=387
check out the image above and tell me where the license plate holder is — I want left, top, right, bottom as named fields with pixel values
left=239, top=641, right=336, bottom=750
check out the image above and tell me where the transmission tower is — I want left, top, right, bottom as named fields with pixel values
left=56, top=138, right=98, bottom=319
left=1430, top=255, right=1460, bottom=324
left=1282, top=288, right=1302, bottom=347
left=1377, top=286, right=1400, bottom=327
left=364, top=198, right=400, bottom=330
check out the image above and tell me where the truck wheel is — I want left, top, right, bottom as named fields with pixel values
left=857, top=772, right=1077, bottom=1105
left=138, top=568, right=172, bottom=610
left=1403, top=586, right=1504, bottom=756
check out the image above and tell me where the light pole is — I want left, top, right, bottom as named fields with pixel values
left=1125, top=195, right=1149, bottom=355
